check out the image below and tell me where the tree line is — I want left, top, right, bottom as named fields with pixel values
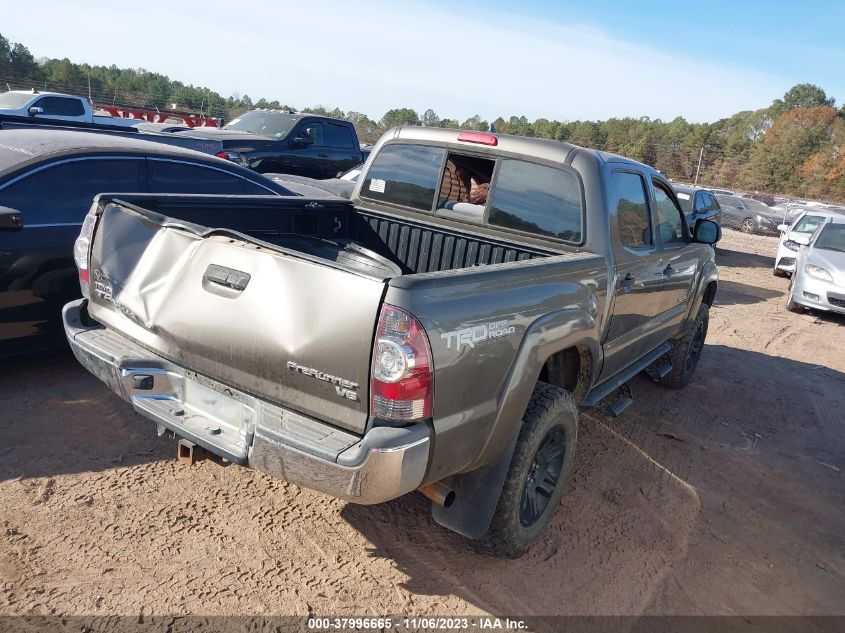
left=1, top=33, right=843, bottom=203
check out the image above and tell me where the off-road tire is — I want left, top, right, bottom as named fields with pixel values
left=772, top=267, right=788, bottom=278
left=481, top=382, right=578, bottom=558
left=658, top=302, right=709, bottom=389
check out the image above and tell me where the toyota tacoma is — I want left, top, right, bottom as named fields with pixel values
left=64, top=127, right=720, bottom=557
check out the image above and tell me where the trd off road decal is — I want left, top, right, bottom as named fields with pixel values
left=441, top=319, right=515, bottom=352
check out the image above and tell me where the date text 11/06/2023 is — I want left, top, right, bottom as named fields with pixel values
left=307, top=616, right=528, bottom=630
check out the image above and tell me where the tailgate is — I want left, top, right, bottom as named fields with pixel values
left=86, top=201, right=386, bottom=434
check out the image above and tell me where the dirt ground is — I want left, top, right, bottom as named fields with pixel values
left=0, top=230, right=843, bottom=620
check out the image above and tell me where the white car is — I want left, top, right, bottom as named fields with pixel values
left=787, top=220, right=845, bottom=314
left=773, top=210, right=837, bottom=277
left=0, top=89, right=138, bottom=127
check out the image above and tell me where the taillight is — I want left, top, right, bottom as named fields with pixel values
left=74, top=213, right=96, bottom=298
left=214, top=151, right=229, bottom=160
left=371, top=304, right=433, bottom=423
left=457, top=131, right=498, bottom=146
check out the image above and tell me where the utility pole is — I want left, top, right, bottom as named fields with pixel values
left=694, top=146, right=705, bottom=186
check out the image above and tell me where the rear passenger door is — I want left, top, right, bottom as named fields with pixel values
left=600, top=170, right=667, bottom=381
left=327, top=123, right=360, bottom=175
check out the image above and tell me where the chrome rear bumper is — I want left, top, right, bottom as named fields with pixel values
left=63, top=299, right=431, bottom=504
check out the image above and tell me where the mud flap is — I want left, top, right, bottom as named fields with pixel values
left=430, top=426, right=521, bottom=539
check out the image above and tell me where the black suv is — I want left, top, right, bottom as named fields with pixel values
left=182, top=110, right=365, bottom=179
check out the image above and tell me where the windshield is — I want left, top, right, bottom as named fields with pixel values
left=223, top=111, right=298, bottom=138
left=793, top=215, right=827, bottom=234
left=814, top=224, right=845, bottom=253
left=0, top=92, right=34, bottom=109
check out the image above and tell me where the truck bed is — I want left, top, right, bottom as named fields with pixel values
left=115, top=194, right=554, bottom=277
left=83, top=194, right=561, bottom=436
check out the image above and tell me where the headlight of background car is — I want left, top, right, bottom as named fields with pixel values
left=755, top=214, right=772, bottom=225
left=804, top=264, right=833, bottom=281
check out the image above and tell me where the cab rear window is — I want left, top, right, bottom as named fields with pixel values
left=360, top=144, right=444, bottom=211
left=488, top=160, right=582, bottom=243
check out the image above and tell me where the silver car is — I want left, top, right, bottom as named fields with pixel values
left=787, top=220, right=845, bottom=315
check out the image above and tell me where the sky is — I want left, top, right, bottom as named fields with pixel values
left=3, top=0, right=844, bottom=124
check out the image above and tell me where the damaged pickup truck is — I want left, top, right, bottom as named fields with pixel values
left=64, top=127, right=720, bottom=557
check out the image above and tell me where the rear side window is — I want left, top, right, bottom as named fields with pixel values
left=487, top=160, right=582, bottom=243
left=33, top=96, right=85, bottom=117
left=149, top=160, right=251, bottom=194
left=0, top=158, right=146, bottom=224
left=327, top=123, right=355, bottom=149
left=360, top=144, right=445, bottom=212
left=611, top=172, right=651, bottom=249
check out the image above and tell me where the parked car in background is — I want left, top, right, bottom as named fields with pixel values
left=773, top=210, right=837, bottom=277
left=786, top=220, right=845, bottom=314
left=1, top=117, right=226, bottom=156
left=672, top=185, right=723, bottom=233
left=0, top=89, right=139, bottom=128
left=714, top=194, right=789, bottom=234
left=178, top=109, right=366, bottom=178
left=0, top=129, right=294, bottom=357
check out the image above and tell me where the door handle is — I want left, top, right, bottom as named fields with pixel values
left=620, top=273, right=635, bottom=293
left=662, top=264, right=674, bottom=277
left=318, top=152, right=328, bottom=158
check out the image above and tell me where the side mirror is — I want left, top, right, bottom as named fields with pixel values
left=693, top=219, right=721, bottom=245
left=0, top=206, right=23, bottom=232
left=291, top=136, right=313, bottom=148
left=777, top=223, right=789, bottom=233
left=28, top=106, right=44, bottom=117
left=792, top=234, right=810, bottom=247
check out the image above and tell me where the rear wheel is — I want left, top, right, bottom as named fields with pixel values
left=658, top=302, right=709, bottom=389
left=773, top=267, right=788, bottom=278
left=741, top=218, right=755, bottom=233
left=482, top=383, right=578, bottom=558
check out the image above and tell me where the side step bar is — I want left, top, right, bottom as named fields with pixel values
left=607, top=383, right=633, bottom=417
left=580, top=341, right=673, bottom=411
left=646, top=358, right=673, bottom=380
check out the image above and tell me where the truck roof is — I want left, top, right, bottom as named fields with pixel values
left=388, top=126, right=653, bottom=172
left=0, top=128, right=229, bottom=178
left=2, top=89, right=83, bottom=100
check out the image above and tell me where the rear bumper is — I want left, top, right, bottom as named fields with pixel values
left=63, top=299, right=431, bottom=504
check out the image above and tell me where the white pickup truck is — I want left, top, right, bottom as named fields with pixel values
left=0, top=89, right=139, bottom=127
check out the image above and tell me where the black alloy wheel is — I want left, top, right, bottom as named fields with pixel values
left=519, top=426, right=566, bottom=527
